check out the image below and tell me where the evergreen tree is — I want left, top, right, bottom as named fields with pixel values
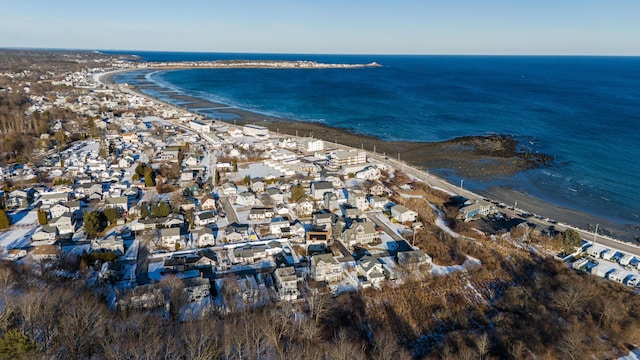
left=290, top=184, right=306, bottom=202
left=144, top=169, right=155, bottom=187
left=562, top=228, right=582, bottom=253
left=0, top=329, right=37, bottom=359
left=233, top=159, right=238, bottom=172
left=215, top=170, right=221, bottom=186
left=37, top=209, right=48, bottom=225
left=140, top=202, right=149, bottom=218
left=135, top=162, right=147, bottom=178
left=243, top=175, right=251, bottom=186
left=0, top=209, right=9, bottom=229
left=103, top=207, right=121, bottom=224
left=84, top=211, right=105, bottom=237
left=151, top=202, right=171, bottom=218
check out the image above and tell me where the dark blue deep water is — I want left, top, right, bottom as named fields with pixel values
left=109, top=51, right=640, bottom=226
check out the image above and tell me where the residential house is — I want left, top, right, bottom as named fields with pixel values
left=250, top=177, right=266, bottom=193
left=194, top=211, right=217, bottom=226
left=38, top=191, right=69, bottom=206
left=90, top=236, right=125, bottom=256
left=105, top=196, right=129, bottom=212
left=347, top=190, right=368, bottom=210
left=195, top=227, right=216, bottom=247
left=355, top=165, right=381, bottom=181
left=200, top=195, right=216, bottom=211
left=295, top=199, right=314, bottom=217
left=273, top=266, right=300, bottom=301
left=391, top=205, right=419, bottom=223
left=367, top=182, right=386, bottom=196
left=357, top=255, right=386, bottom=287
left=266, top=188, right=284, bottom=205
left=396, top=250, right=432, bottom=271
left=269, top=218, right=290, bottom=236
left=342, top=221, right=377, bottom=247
left=248, top=207, right=274, bottom=222
left=49, top=203, right=70, bottom=219
left=30, top=225, right=59, bottom=245
left=64, top=200, right=84, bottom=220
left=236, top=191, right=256, bottom=207
left=160, top=227, right=189, bottom=249
left=50, top=213, right=75, bottom=235
left=324, top=192, right=339, bottom=211
left=368, top=195, right=388, bottom=209
left=232, top=246, right=268, bottom=264
left=29, top=244, right=61, bottom=261
left=310, top=253, right=342, bottom=283
left=313, top=212, right=335, bottom=229
left=458, top=201, right=494, bottom=222
left=220, top=182, right=237, bottom=196
left=225, top=223, right=249, bottom=243
left=306, top=231, right=331, bottom=253
left=7, top=189, right=35, bottom=208
left=311, top=181, right=333, bottom=199
left=183, top=277, right=211, bottom=302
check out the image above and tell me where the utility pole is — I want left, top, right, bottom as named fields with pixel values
left=593, top=224, right=599, bottom=246
left=460, top=179, right=464, bottom=191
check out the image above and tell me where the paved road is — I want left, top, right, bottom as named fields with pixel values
left=135, top=234, right=151, bottom=285
left=369, top=213, right=405, bottom=242
left=220, top=197, right=239, bottom=224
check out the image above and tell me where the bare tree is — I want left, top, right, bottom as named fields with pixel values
left=328, top=329, right=366, bottom=360
left=372, top=329, right=411, bottom=360
left=50, top=293, right=109, bottom=359
left=181, top=320, right=222, bottom=360
left=306, top=287, right=329, bottom=326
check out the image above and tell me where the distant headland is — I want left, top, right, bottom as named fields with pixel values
left=131, top=59, right=382, bottom=70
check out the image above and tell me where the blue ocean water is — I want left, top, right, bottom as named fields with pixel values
left=109, top=52, right=640, bottom=226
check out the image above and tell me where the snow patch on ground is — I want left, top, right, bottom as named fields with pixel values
left=236, top=163, right=283, bottom=180
left=429, top=204, right=460, bottom=238
left=432, top=256, right=482, bottom=276
left=398, top=193, right=422, bottom=199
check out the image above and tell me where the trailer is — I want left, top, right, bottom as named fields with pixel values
left=625, top=274, right=639, bottom=287
left=572, top=258, right=590, bottom=271
left=620, top=254, right=635, bottom=266
left=602, top=250, right=616, bottom=261
left=587, top=244, right=608, bottom=259
left=608, top=269, right=625, bottom=283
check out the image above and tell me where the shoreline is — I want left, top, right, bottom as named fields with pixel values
left=100, top=68, right=639, bottom=243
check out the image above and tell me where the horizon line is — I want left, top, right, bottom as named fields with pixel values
left=2, top=47, right=640, bottom=57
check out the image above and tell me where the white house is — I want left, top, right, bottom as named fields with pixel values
left=310, top=253, right=342, bottom=283
left=160, top=227, right=189, bottom=249
left=342, top=221, right=377, bottom=247
left=273, top=267, right=300, bottom=301
left=391, top=205, right=418, bottom=223
left=194, top=211, right=217, bottom=226
left=200, top=195, right=216, bottom=211
left=195, top=227, right=216, bottom=247
left=357, top=255, right=386, bottom=287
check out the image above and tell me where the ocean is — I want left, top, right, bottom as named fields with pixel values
left=108, top=51, right=640, bottom=228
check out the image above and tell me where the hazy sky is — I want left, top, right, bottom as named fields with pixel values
left=1, top=0, right=639, bottom=55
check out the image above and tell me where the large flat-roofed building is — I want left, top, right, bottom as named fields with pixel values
left=189, top=120, right=211, bottom=133
left=298, top=137, right=325, bottom=152
left=328, top=150, right=367, bottom=168
left=242, top=124, right=269, bottom=138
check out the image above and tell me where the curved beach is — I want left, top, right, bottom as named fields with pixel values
left=100, top=68, right=639, bottom=243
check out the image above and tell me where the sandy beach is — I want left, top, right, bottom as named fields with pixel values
left=100, top=68, right=640, bottom=243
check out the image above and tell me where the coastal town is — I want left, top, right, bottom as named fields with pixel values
left=2, top=50, right=640, bottom=359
